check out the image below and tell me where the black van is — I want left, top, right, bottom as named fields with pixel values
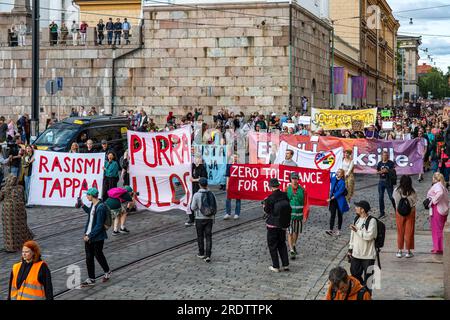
left=33, top=115, right=130, bottom=158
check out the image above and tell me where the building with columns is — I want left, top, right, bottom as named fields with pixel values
left=397, top=35, right=421, bottom=102
left=330, top=0, right=400, bottom=108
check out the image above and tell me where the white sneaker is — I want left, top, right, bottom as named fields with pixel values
left=269, top=266, right=280, bottom=273
left=405, top=251, right=414, bottom=258
left=223, top=214, right=231, bottom=220
left=396, top=250, right=402, bottom=258
left=234, top=215, right=240, bottom=220
left=335, top=230, right=341, bottom=237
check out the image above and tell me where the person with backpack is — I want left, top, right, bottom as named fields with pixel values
left=393, top=175, right=417, bottom=258
left=325, top=266, right=371, bottom=300
left=326, top=169, right=349, bottom=237
left=377, top=150, right=396, bottom=219
left=348, top=200, right=378, bottom=288
left=190, top=178, right=217, bottom=263
left=79, top=188, right=112, bottom=287
left=263, top=178, right=291, bottom=273
left=105, top=186, right=135, bottom=236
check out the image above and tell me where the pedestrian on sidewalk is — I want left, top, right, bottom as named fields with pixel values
left=185, top=153, right=207, bottom=226
left=113, top=18, right=122, bottom=46
left=224, top=154, right=241, bottom=220
left=1, top=175, right=34, bottom=252
left=325, top=266, right=371, bottom=300
left=263, top=178, right=291, bottom=273
left=326, top=169, right=349, bottom=236
left=377, top=150, right=396, bottom=219
left=190, top=178, right=217, bottom=263
left=286, top=171, right=305, bottom=260
left=122, top=18, right=131, bottom=45
left=348, top=200, right=377, bottom=288
left=97, top=19, right=105, bottom=45
left=8, top=240, right=53, bottom=300
left=106, top=18, right=114, bottom=45
left=393, top=175, right=417, bottom=258
left=80, top=21, right=88, bottom=45
left=426, top=172, right=449, bottom=254
left=80, top=188, right=112, bottom=287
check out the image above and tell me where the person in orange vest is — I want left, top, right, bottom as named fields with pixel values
left=325, top=266, right=371, bottom=300
left=8, top=240, right=53, bottom=300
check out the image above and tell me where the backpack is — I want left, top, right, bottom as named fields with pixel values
left=273, top=197, right=292, bottom=229
left=107, top=187, right=127, bottom=200
left=101, top=202, right=113, bottom=230
left=397, top=195, right=412, bottom=216
left=331, top=285, right=369, bottom=300
left=354, top=215, right=385, bottom=250
left=200, top=191, right=217, bottom=217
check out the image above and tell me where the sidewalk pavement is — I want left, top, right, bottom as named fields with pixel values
left=371, top=229, right=444, bottom=300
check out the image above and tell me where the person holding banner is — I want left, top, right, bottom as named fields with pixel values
left=342, top=150, right=355, bottom=202
left=102, top=152, right=120, bottom=200
left=224, top=154, right=241, bottom=220
left=326, top=169, right=349, bottom=237
left=21, top=145, right=34, bottom=205
left=286, top=172, right=305, bottom=260
left=186, top=154, right=208, bottom=227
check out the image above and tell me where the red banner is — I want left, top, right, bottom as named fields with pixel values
left=227, top=164, right=330, bottom=220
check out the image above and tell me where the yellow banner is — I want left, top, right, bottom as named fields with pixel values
left=311, top=108, right=377, bottom=131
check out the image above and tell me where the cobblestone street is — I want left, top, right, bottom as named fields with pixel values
left=0, top=171, right=437, bottom=300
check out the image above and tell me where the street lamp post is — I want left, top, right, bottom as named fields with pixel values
left=31, top=0, right=40, bottom=139
left=400, top=48, right=405, bottom=107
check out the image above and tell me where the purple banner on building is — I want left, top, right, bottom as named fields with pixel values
left=352, top=76, right=367, bottom=99
left=333, top=67, right=346, bottom=94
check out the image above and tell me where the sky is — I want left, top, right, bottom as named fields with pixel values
left=390, top=0, right=450, bottom=73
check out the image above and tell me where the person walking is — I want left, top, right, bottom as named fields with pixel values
left=113, top=18, right=122, bottom=46
left=8, top=240, right=53, bottom=300
left=70, top=20, right=79, bottom=45
left=342, top=150, right=355, bottom=202
left=426, top=172, right=449, bottom=254
left=286, top=172, right=305, bottom=260
left=80, top=21, right=88, bottom=45
left=281, top=149, right=297, bottom=166
left=190, top=178, right=217, bottom=263
left=105, top=186, right=134, bottom=236
left=224, top=154, right=241, bottom=220
left=185, top=153, right=207, bottom=226
left=326, top=169, right=349, bottom=236
left=377, top=150, right=396, bottom=219
left=348, top=200, right=377, bottom=288
left=80, top=188, right=112, bottom=287
left=106, top=18, right=114, bottom=45
left=263, top=178, right=291, bottom=273
left=393, top=175, right=417, bottom=258
left=122, top=18, right=131, bottom=44
left=102, top=151, right=120, bottom=200
left=60, top=22, right=68, bottom=45
left=96, top=19, right=105, bottom=45
left=0, top=175, right=34, bottom=252
left=325, top=267, right=371, bottom=300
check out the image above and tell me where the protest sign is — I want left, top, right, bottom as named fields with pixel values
left=128, top=127, right=192, bottom=212
left=352, top=120, right=364, bottom=131
left=381, top=110, right=392, bottom=117
left=298, top=116, right=311, bottom=126
left=193, top=144, right=231, bottom=185
left=310, top=107, right=377, bottom=131
left=382, top=121, right=394, bottom=130
left=28, top=151, right=105, bottom=207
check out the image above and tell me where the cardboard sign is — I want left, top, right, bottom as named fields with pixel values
left=381, top=110, right=392, bottom=117
left=382, top=121, right=394, bottom=130
left=298, top=116, right=311, bottom=126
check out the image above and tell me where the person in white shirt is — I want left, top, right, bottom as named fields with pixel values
left=348, top=200, right=377, bottom=288
left=17, top=21, right=27, bottom=46
left=71, top=20, right=79, bottom=46
left=342, top=150, right=355, bottom=202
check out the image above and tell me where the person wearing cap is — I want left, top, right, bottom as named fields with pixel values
left=101, top=140, right=113, bottom=160
left=263, top=178, right=290, bottom=273
left=102, top=151, right=120, bottom=200
left=190, top=177, right=217, bottom=263
left=80, top=187, right=111, bottom=287
left=348, top=200, right=377, bottom=288
left=286, top=171, right=305, bottom=260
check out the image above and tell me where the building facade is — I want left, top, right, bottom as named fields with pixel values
left=330, top=0, right=399, bottom=108
left=397, top=35, right=421, bottom=102
left=74, top=0, right=142, bottom=27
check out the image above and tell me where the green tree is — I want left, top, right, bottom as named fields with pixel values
left=418, top=67, right=450, bottom=99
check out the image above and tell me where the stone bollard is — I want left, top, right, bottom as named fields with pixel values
left=445, top=222, right=450, bottom=299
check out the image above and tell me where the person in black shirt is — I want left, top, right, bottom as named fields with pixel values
left=113, top=18, right=122, bottom=45
left=97, top=19, right=105, bottom=45
left=224, top=154, right=241, bottom=220
left=377, top=150, right=396, bottom=219
left=185, top=153, right=207, bottom=226
left=8, top=136, right=21, bottom=177
left=106, top=18, right=114, bottom=45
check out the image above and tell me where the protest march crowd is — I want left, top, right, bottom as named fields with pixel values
left=2, top=101, right=450, bottom=300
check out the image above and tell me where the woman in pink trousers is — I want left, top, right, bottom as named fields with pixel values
left=426, top=172, right=449, bottom=254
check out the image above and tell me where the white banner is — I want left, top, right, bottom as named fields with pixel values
left=128, top=127, right=193, bottom=212
left=298, top=116, right=311, bottom=126
left=28, top=151, right=105, bottom=207
left=274, top=141, right=343, bottom=172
